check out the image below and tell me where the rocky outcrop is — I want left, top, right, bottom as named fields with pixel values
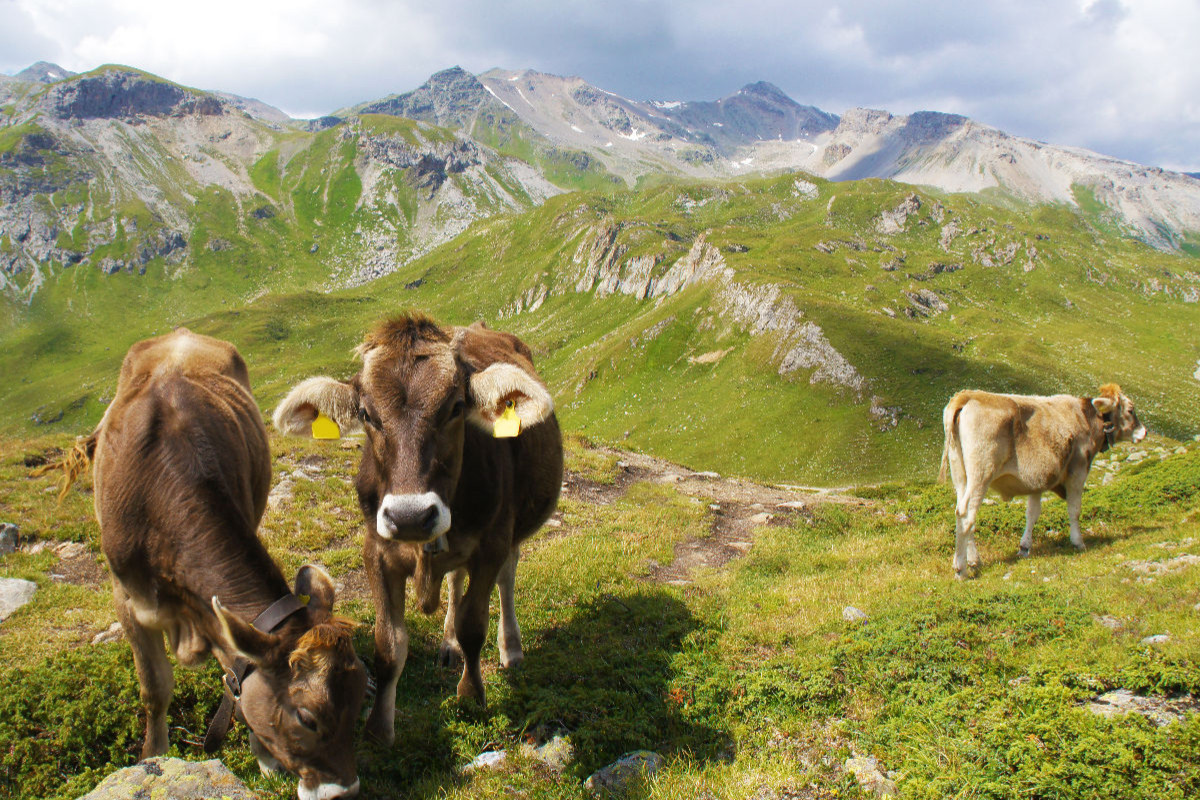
left=563, top=227, right=867, bottom=393
left=0, top=577, right=37, bottom=621
left=356, top=127, right=482, bottom=196
left=877, top=193, right=921, bottom=234
left=45, top=69, right=223, bottom=120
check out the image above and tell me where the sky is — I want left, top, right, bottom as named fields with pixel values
left=2, top=0, right=1198, bottom=172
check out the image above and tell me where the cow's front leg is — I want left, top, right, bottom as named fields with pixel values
left=114, top=582, right=173, bottom=759
left=455, top=559, right=503, bottom=705
left=1019, top=493, right=1041, bottom=557
left=438, top=568, right=465, bottom=667
left=365, top=556, right=408, bottom=746
left=1066, top=481, right=1087, bottom=551
left=496, top=547, right=523, bottom=668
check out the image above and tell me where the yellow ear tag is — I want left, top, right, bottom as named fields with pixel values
left=297, top=594, right=311, bottom=606
left=493, top=400, right=521, bottom=439
left=311, top=412, right=341, bottom=440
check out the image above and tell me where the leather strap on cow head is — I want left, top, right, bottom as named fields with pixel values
left=1100, top=410, right=1116, bottom=453
left=203, top=593, right=308, bottom=753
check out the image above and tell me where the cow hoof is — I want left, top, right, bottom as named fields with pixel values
left=500, top=651, right=524, bottom=670
left=1018, top=546, right=1031, bottom=558
left=365, top=717, right=395, bottom=747
left=438, top=643, right=463, bottom=668
left=1072, top=542, right=1087, bottom=552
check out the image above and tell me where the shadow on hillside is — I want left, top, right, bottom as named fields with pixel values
left=356, top=590, right=729, bottom=797
left=499, top=590, right=729, bottom=776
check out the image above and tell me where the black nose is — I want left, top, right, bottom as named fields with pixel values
left=421, top=506, right=440, bottom=532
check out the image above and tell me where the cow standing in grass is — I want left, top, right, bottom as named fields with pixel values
left=939, top=383, right=1146, bottom=578
left=274, top=314, right=562, bottom=745
left=55, top=329, right=367, bottom=800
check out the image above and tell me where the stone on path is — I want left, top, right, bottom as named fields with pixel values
left=92, top=622, right=124, bottom=645
left=584, top=750, right=662, bottom=795
left=77, top=757, right=256, bottom=799
left=461, top=750, right=507, bottom=774
left=0, top=577, right=37, bottom=621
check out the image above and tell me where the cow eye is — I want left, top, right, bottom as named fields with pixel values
left=358, top=407, right=375, bottom=428
left=297, top=708, right=319, bottom=732
left=451, top=400, right=466, bottom=418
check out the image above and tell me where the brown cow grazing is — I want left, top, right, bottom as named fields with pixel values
left=940, top=384, right=1146, bottom=578
left=56, top=329, right=366, bottom=800
left=273, top=314, right=562, bottom=745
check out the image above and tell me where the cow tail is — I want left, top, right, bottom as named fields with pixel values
left=33, top=430, right=98, bottom=501
left=939, top=395, right=965, bottom=483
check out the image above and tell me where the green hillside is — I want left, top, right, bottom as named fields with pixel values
left=3, top=170, right=1197, bottom=485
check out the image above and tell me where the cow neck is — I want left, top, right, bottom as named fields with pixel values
left=200, top=540, right=295, bottom=634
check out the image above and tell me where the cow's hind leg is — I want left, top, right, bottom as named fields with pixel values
left=496, top=547, right=523, bottom=668
left=954, top=483, right=984, bottom=579
left=438, top=568, right=466, bottom=667
left=455, top=560, right=503, bottom=705
left=365, top=559, right=408, bottom=746
left=1019, top=493, right=1041, bottom=557
left=114, top=583, right=173, bottom=759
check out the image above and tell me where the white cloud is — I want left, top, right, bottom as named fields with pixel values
left=1, top=0, right=1197, bottom=169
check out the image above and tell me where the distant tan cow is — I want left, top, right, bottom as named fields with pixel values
left=274, top=314, right=562, bottom=746
left=55, top=329, right=366, bottom=800
left=940, top=384, right=1146, bottom=577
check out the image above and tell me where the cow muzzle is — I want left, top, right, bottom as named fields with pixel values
left=297, top=778, right=360, bottom=800
left=1133, top=424, right=1147, bottom=444
left=376, top=492, right=451, bottom=541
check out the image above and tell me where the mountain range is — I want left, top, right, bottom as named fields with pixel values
left=1, top=61, right=1197, bottom=483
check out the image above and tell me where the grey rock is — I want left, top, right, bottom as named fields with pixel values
left=844, top=755, right=897, bottom=797
left=1086, top=689, right=1200, bottom=727
left=1140, top=634, right=1170, bottom=645
left=92, top=622, right=123, bottom=645
left=77, top=757, right=256, bottom=799
left=521, top=734, right=573, bottom=772
left=749, top=512, right=774, bottom=525
left=843, top=606, right=869, bottom=623
left=461, top=750, right=507, bottom=774
left=0, top=577, right=37, bottom=621
left=584, top=750, right=663, bottom=795
left=0, top=522, right=17, bottom=555
left=1094, top=615, right=1123, bottom=631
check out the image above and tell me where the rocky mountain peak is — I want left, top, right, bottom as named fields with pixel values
left=737, top=81, right=793, bottom=104
left=43, top=67, right=223, bottom=120
left=14, top=61, right=75, bottom=84
left=359, top=66, right=497, bottom=130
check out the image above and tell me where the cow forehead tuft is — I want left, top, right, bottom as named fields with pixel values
left=1098, top=382, right=1123, bottom=400
left=359, top=314, right=450, bottom=355
left=289, top=618, right=358, bottom=672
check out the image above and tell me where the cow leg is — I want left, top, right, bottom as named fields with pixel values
left=1019, top=494, right=1041, bottom=557
left=365, top=562, right=408, bottom=746
left=438, top=568, right=466, bottom=667
left=954, top=484, right=984, bottom=579
left=114, top=583, right=173, bottom=759
left=455, top=559, right=503, bottom=705
left=1066, top=481, right=1087, bottom=551
left=496, top=547, right=523, bottom=669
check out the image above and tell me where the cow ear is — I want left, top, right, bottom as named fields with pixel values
left=454, top=324, right=553, bottom=433
left=273, top=377, right=361, bottom=437
left=1092, top=395, right=1115, bottom=414
left=293, top=564, right=336, bottom=618
left=212, top=597, right=281, bottom=666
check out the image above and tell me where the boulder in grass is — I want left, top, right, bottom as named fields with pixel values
left=584, top=750, right=662, bottom=795
left=0, top=577, right=37, bottom=621
left=76, top=757, right=256, bottom=799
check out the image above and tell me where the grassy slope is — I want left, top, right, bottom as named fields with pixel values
left=1, top=428, right=1198, bottom=799
left=3, top=172, right=1199, bottom=486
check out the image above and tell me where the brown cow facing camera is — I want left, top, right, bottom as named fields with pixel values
left=940, top=384, right=1146, bottom=578
left=274, top=314, right=563, bottom=745
left=54, top=329, right=366, bottom=800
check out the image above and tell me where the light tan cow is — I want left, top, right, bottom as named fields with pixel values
left=939, top=384, right=1146, bottom=577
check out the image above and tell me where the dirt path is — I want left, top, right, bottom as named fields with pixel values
left=561, top=447, right=871, bottom=585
